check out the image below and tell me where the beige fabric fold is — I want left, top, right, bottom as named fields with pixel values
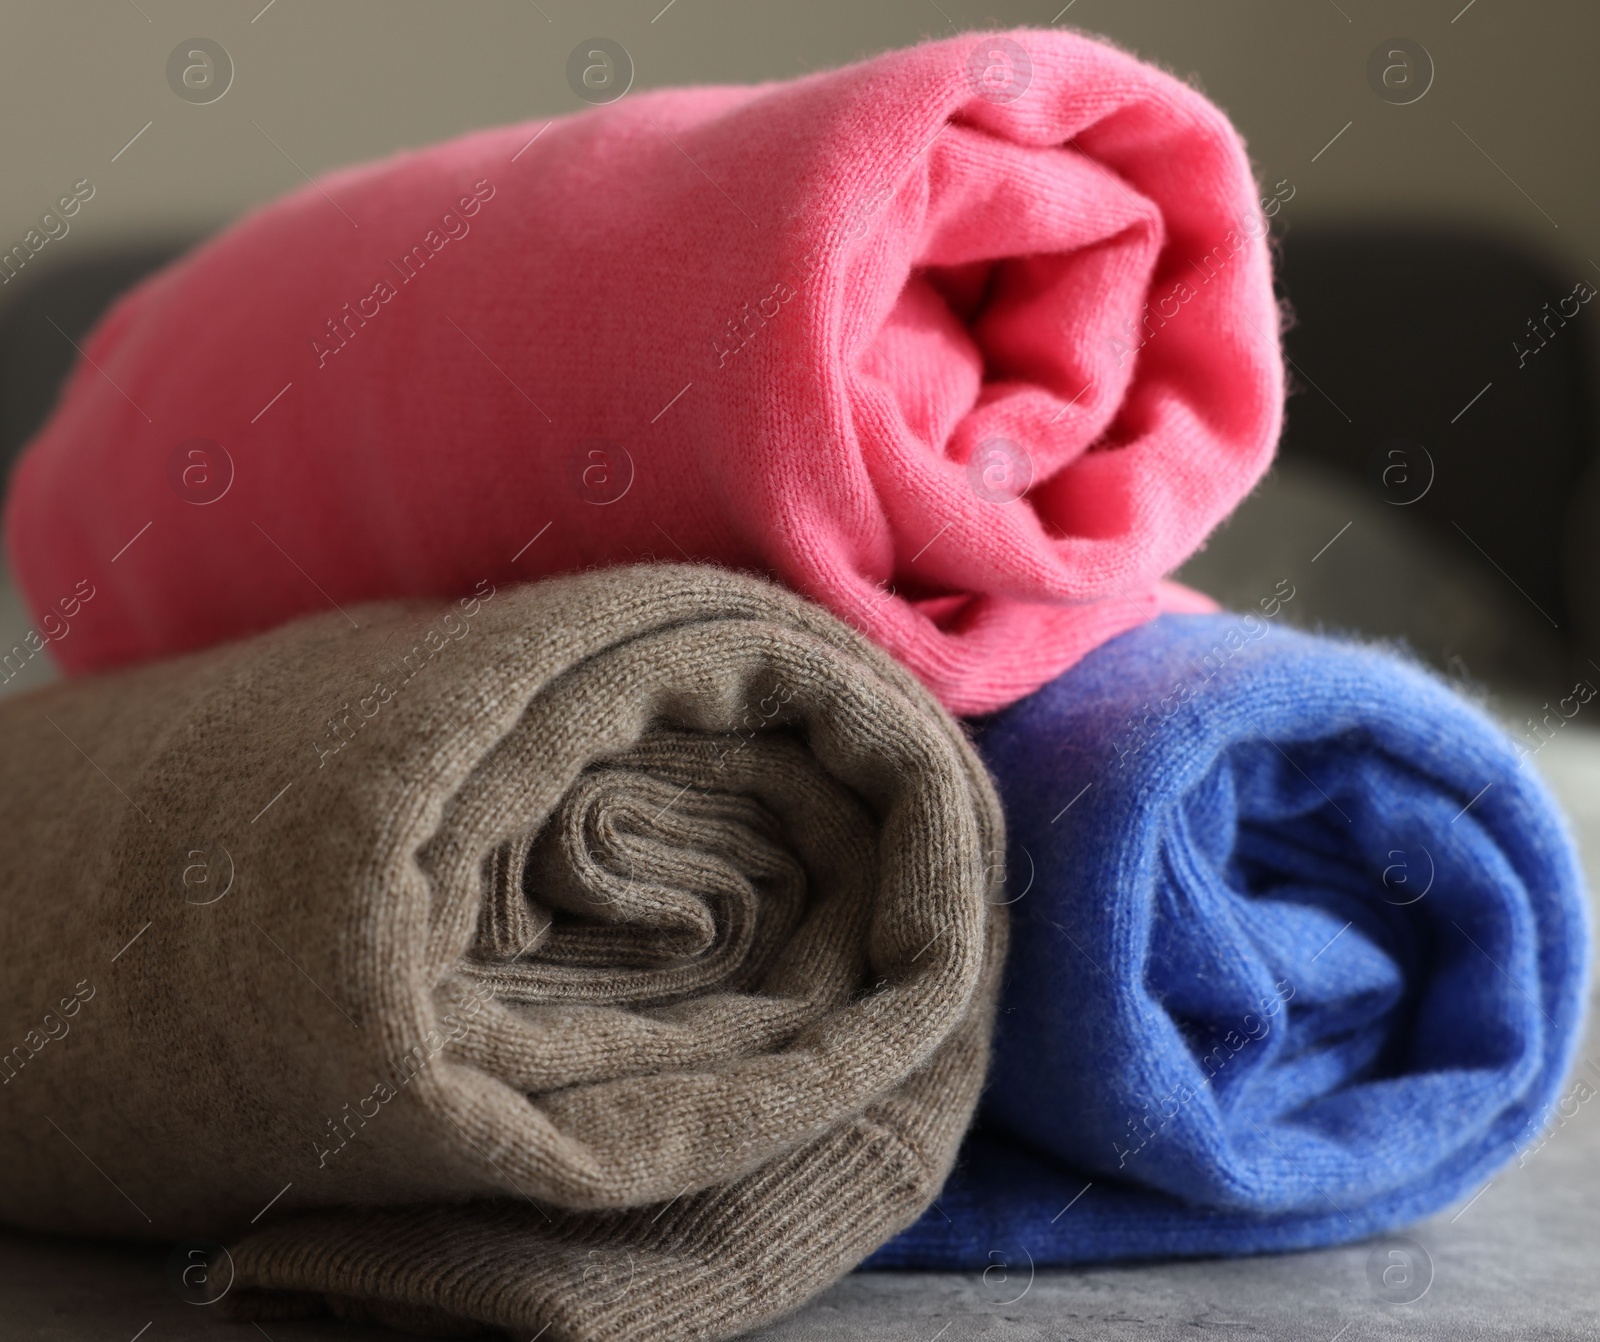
left=0, top=564, right=1005, bottom=1340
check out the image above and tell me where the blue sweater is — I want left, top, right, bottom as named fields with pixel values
left=873, top=613, right=1591, bottom=1266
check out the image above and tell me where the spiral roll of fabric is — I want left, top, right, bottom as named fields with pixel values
left=874, top=613, right=1590, bottom=1266
left=5, top=28, right=1281, bottom=714
left=0, top=565, right=1004, bottom=1340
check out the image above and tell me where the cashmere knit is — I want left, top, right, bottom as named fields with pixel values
left=873, top=614, right=1589, bottom=1268
left=0, top=565, right=1004, bottom=1340
left=5, top=28, right=1279, bottom=713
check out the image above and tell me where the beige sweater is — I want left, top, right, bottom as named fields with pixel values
left=0, top=565, right=1005, bottom=1339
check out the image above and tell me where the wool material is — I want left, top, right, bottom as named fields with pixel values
left=4, top=28, right=1281, bottom=714
left=873, top=613, right=1590, bottom=1267
left=0, top=564, right=1005, bottom=1340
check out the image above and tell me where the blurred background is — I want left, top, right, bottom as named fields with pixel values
left=2, top=0, right=1598, bottom=720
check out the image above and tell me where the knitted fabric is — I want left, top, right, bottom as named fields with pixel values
left=4, top=28, right=1280, bottom=714
left=0, top=565, right=1004, bottom=1340
left=873, top=613, right=1589, bottom=1266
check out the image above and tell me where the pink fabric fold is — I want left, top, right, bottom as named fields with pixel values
left=4, top=28, right=1279, bottom=713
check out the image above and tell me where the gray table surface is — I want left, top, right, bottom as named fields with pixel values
left=4, top=580, right=1599, bottom=1340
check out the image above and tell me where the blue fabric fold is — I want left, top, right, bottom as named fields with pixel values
left=871, top=613, right=1591, bottom=1267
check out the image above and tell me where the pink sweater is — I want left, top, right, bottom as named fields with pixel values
left=5, top=29, right=1281, bottom=713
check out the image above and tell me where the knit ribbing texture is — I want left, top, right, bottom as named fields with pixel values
left=0, top=565, right=1004, bottom=1340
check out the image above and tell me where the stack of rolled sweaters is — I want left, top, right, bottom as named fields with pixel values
left=0, top=28, right=1588, bottom=1342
